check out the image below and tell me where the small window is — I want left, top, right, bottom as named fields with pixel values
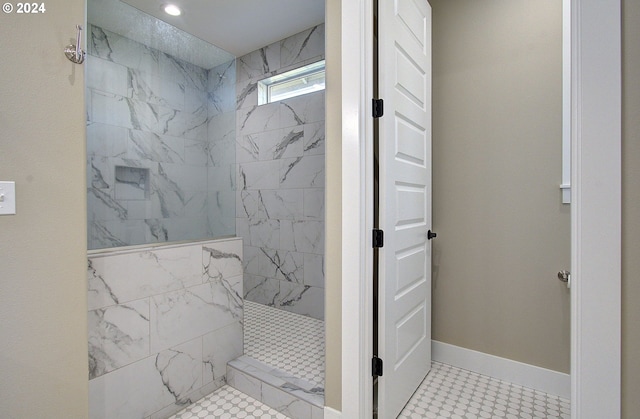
left=258, top=60, right=325, bottom=105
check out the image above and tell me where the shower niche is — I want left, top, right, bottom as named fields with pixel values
left=114, top=166, right=149, bottom=200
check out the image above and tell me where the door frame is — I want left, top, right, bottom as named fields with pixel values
left=570, top=1, right=621, bottom=417
left=336, top=0, right=622, bottom=418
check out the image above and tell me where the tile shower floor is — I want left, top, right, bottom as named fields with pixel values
left=243, top=301, right=325, bottom=386
left=170, top=385, right=288, bottom=419
left=171, top=362, right=570, bottom=419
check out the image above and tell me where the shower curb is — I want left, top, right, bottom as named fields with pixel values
left=227, top=355, right=324, bottom=419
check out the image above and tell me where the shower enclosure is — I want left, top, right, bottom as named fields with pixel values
left=86, top=0, right=325, bottom=417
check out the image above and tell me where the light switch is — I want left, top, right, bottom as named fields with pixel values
left=0, top=181, right=16, bottom=215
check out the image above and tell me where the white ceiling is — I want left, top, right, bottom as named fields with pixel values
left=89, top=0, right=234, bottom=69
left=122, top=0, right=325, bottom=57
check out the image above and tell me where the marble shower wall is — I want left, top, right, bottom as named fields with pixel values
left=86, top=24, right=236, bottom=249
left=236, top=25, right=325, bottom=320
left=88, top=238, right=243, bottom=419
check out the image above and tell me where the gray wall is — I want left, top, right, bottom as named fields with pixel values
left=0, top=2, right=89, bottom=417
left=324, top=0, right=341, bottom=409
left=622, top=0, right=640, bottom=417
left=324, top=1, right=342, bottom=411
left=430, top=0, right=571, bottom=374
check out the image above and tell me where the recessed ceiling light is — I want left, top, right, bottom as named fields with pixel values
left=163, top=4, right=182, bottom=16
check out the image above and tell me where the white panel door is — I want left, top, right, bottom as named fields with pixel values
left=378, top=0, right=432, bottom=417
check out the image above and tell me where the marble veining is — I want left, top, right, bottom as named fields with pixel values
left=280, top=92, right=325, bottom=127
left=128, top=130, right=184, bottom=164
left=303, top=254, right=324, bottom=288
left=237, top=133, right=260, bottom=162
left=238, top=160, right=281, bottom=191
left=208, top=136, right=236, bottom=167
left=281, top=103, right=305, bottom=126
left=237, top=43, right=280, bottom=82
left=90, top=222, right=129, bottom=248
left=89, top=186, right=128, bottom=220
left=159, top=52, right=207, bottom=92
left=88, top=300, right=150, bottom=379
left=88, top=157, right=111, bottom=189
left=282, top=26, right=318, bottom=64
left=235, top=25, right=325, bottom=320
left=155, top=343, right=202, bottom=405
left=146, top=219, right=169, bottom=241
left=280, top=156, right=325, bottom=188
left=88, top=239, right=243, bottom=419
left=128, top=68, right=186, bottom=111
left=88, top=245, right=203, bottom=311
left=88, top=259, right=120, bottom=307
left=275, top=281, right=324, bottom=319
left=304, top=122, right=325, bottom=155
left=204, top=244, right=243, bottom=280
left=89, top=25, right=114, bottom=62
left=244, top=274, right=280, bottom=307
left=262, top=248, right=304, bottom=284
left=278, top=283, right=312, bottom=307
left=237, top=81, right=257, bottom=110
left=202, top=322, right=243, bottom=385
left=208, top=275, right=243, bottom=324
left=248, top=218, right=280, bottom=249
left=280, top=220, right=324, bottom=254
left=87, top=22, right=236, bottom=249
left=240, top=189, right=304, bottom=221
left=273, top=128, right=304, bottom=159
left=149, top=277, right=242, bottom=354
left=238, top=103, right=281, bottom=136
left=155, top=163, right=187, bottom=217
left=280, top=25, right=325, bottom=68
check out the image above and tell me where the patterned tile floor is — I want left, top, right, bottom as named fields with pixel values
left=172, top=303, right=569, bottom=418
left=169, top=385, right=288, bottom=419
left=171, top=361, right=570, bottom=418
left=244, top=301, right=325, bottom=386
left=398, top=362, right=571, bottom=419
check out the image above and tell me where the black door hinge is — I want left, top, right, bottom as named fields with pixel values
left=372, top=356, right=384, bottom=377
left=373, top=229, right=384, bottom=248
left=372, top=98, right=384, bottom=118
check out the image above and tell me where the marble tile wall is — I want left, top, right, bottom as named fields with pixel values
left=86, top=24, right=236, bottom=249
left=235, top=25, right=325, bottom=320
left=88, top=238, right=243, bottom=419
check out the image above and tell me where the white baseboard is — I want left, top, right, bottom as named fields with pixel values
left=432, top=340, right=570, bottom=399
left=323, top=406, right=341, bottom=419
